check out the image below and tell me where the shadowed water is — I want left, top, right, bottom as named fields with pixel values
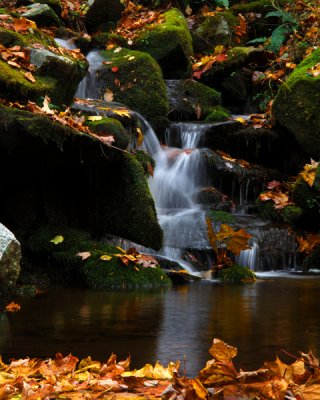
left=1, top=276, right=320, bottom=377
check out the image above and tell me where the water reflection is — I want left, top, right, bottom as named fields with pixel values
left=1, top=277, right=320, bottom=377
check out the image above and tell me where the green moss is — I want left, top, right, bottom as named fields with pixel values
left=132, top=8, right=193, bottom=77
left=82, top=256, right=171, bottom=290
left=27, top=225, right=170, bottom=289
left=213, top=265, right=256, bottom=283
left=257, top=199, right=279, bottom=221
left=86, top=117, right=130, bottom=149
left=208, top=210, right=235, bottom=224
left=101, top=153, right=163, bottom=250
left=91, top=32, right=127, bottom=49
left=280, top=205, right=303, bottom=224
left=99, top=48, right=169, bottom=122
left=0, top=27, right=54, bottom=47
left=205, top=105, right=231, bottom=122
left=292, top=178, right=320, bottom=216
left=0, top=62, right=56, bottom=103
left=231, top=0, right=272, bottom=15
left=134, top=149, right=155, bottom=176
left=273, top=48, right=320, bottom=157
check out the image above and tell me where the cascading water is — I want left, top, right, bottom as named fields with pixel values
left=60, top=39, right=300, bottom=274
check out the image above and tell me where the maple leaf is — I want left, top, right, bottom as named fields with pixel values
left=209, top=338, right=238, bottom=363
left=14, top=17, right=37, bottom=32
left=299, top=160, right=319, bottom=187
left=217, top=224, right=252, bottom=255
left=297, top=233, right=320, bottom=253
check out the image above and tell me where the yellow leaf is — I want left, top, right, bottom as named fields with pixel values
left=234, top=117, right=246, bottom=124
left=214, top=45, right=225, bottom=54
left=87, top=116, right=103, bottom=121
left=209, top=338, right=238, bottom=363
left=50, top=235, right=64, bottom=245
left=136, top=127, right=144, bottom=147
left=116, top=246, right=126, bottom=253
left=100, top=254, right=112, bottom=261
left=299, top=161, right=319, bottom=187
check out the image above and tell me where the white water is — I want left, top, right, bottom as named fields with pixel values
left=76, top=50, right=104, bottom=99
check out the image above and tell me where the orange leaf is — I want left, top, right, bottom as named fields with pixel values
left=5, top=301, right=21, bottom=312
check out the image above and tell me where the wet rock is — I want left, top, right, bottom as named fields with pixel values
left=16, top=0, right=62, bottom=15
left=87, top=48, right=169, bottom=124
left=19, top=3, right=61, bottom=27
left=85, top=0, right=124, bottom=32
left=0, top=223, right=21, bottom=309
left=166, top=79, right=225, bottom=121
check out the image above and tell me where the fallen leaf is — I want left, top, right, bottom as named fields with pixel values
left=5, top=302, right=21, bottom=313
left=23, top=71, right=36, bottom=83
left=76, top=251, right=91, bottom=260
left=104, top=88, right=114, bottom=102
left=50, top=235, right=64, bottom=245
left=100, top=254, right=112, bottom=261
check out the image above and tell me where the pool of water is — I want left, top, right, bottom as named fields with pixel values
left=1, top=274, right=320, bottom=377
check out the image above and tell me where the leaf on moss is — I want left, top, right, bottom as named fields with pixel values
left=50, top=235, right=64, bottom=245
left=77, top=251, right=91, bottom=260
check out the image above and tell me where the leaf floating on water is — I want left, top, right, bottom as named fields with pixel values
left=50, top=235, right=64, bottom=245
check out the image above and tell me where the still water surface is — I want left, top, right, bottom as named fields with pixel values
left=1, top=275, right=320, bottom=377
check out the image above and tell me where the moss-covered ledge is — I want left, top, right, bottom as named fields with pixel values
left=27, top=225, right=170, bottom=289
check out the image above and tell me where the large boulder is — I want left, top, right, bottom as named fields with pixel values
left=19, top=3, right=61, bottom=27
left=131, top=8, right=193, bottom=78
left=85, top=0, right=124, bottom=32
left=88, top=48, right=169, bottom=124
left=0, top=104, right=162, bottom=250
left=273, top=48, right=320, bottom=158
left=0, top=23, right=87, bottom=105
left=0, top=223, right=21, bottom=309
left=166, top=79, right=225, bottom=121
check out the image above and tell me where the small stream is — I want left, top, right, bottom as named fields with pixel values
left=1, top=276, right=320, bottom=377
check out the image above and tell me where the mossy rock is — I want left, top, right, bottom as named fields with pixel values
left=0, top=28, right=87, bottom=105
left=132, top=8, right=193, bottom=78
left=97, top=48, right=169, bottom=123
left=16, top=0, right=62, bottom=15
left=291, top=177, right=320, bottom=227
left=82, top=257, right=171, bottom=290
left=90, top=32, right=127, bottom=50
left=205, top=105, right=230, bottom=122
left=167, top=79, right=221, bottom=120
left=213, top=264, right=256, bottom=283
left=193, top=11, right=238, bottom=53
left=0, top=59, right=57, bottom=104
left=85, top=0, right=124, bottom=31
left=100, top=153, right=163, bottom=250
left=0, top=26, right=54, bottom=48
left=134, top=149, right=155, bottom=176
left=20, top=3, right=61, bottom=27
left=85, top=117, right=130, bottom=150
left=27, top=225, right=170, bottom=289
left=273, top=48, right=320, bottom=158
left=280, top=205, right=303, bottom=224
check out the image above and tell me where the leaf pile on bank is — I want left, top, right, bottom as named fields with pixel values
left=2, top=339, right=320, bottom=399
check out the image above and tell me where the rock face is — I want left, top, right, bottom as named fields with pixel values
left=0, top=223, right=21, bottom=309
left=273, top=48, right=320, bottom=158
left=85, top=0, right=124, bottom=31
left=132, top=8, right=193, bottom=78
left=0, top=103, right=162, bottom=250
left=94, top=48, right=169, bottom=124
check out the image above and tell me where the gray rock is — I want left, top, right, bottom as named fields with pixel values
left=85, top=0, right=124, bottom=31
left=21, top=3, right=61, bottom=27
left=0, top=223, right=21, bottom=288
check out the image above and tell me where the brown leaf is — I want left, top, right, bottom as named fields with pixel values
left=5, top=301, right=21, bottom=312
left=24, top=71, right=36, bottom=83
left=104, top=88, right=114, bottom=102
left=209, top=338, right=238, bottom=363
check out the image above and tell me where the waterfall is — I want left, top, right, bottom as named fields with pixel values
left=65, top=39, right=299, bottom=274
left=76, top=50, right=104, bottom=99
